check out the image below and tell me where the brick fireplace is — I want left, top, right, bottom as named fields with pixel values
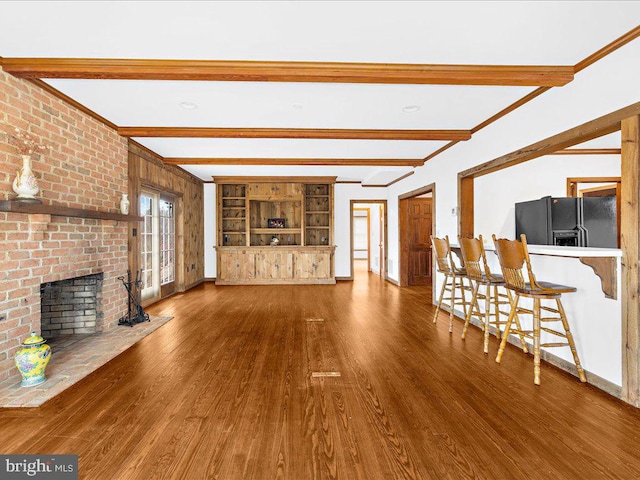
left=0, top=67, right=129, bottom=385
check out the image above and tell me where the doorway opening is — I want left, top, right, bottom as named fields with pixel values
left=567, top=176, right=621, bottom=247
left=398, top=183, right=436, bottom=290
left=350, top=200, right=387, bottom=280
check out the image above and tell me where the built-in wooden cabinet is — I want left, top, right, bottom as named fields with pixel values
left=215, top=177, right=336, bottom=284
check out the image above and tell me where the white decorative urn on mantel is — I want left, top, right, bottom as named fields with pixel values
left=2, top=124, right=48, bottom=203
left=12, top=154, right=40, bottom=201
left=120, top=193, right=130, bottom=215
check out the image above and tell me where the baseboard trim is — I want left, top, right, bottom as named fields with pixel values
left=385, top=276, right=400, bottom=286
left=439, top=305, right=622, bottom=399
left=336, top=276, right=353, bottom=281
left=204, top=277, right=216, bottom=282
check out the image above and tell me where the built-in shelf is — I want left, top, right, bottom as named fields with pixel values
left=0, top=200, right=142, bottom=222
left=251, top=228, right=301, bottom=234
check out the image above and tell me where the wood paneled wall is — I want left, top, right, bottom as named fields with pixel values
left=127, top=142, right=204, bottom=298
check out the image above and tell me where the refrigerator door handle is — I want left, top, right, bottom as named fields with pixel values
left=576, top=198, right=588, bottom=247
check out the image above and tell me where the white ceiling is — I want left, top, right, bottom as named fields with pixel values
left=1, top=1, right=638, bottom=183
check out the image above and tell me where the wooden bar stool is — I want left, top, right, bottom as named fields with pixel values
left=492, top=234, right=587, bottom=385
left=458, top=235, right=528, bottom=354
left=431, top=235, right=473, bottom=333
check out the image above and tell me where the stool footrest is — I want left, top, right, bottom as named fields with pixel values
left=540, top=305, right=560, bottom=313
left=540, top=326, right=567, bottom=337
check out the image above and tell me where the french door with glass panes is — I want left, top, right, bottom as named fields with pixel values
left=140, top=191, right=176, bottom=302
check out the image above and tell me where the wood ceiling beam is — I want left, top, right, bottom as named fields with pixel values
left=164, top=158, right=424, bottom=166
left=118, top=127, right=471, bottom=141
left=0, top=58, right=574, bottom=86
left=575, top=25, right=640, bottom=73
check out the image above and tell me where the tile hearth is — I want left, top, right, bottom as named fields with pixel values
left=0, top=316, right=173, bottom=408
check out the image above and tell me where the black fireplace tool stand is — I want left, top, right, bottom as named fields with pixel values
left=118, top=269, right=150, bottom=326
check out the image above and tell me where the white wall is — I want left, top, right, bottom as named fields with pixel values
left=203, top=183, right=216, bottom=278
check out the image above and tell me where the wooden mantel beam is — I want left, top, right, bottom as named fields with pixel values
left=118, top=127, right=471, bottom=141
left=0, top=58, right=574, bottom=86
left=164, top=158, right=425, bottom=167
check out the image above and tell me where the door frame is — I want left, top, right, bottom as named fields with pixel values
left=350, top=200, right=387, bottom=281
left=352, top=207, right=371, bottom=271
left=137, top=185, right=184, bottom=307
left=398, top=183, right=436, bottom=295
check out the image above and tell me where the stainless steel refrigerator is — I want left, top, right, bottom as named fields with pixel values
left=515, top=196, right=617, bottom=248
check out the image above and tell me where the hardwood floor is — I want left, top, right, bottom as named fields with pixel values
left=2, top=267, right=640, bottom=479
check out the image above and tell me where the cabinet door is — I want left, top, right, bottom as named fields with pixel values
left=295, top=252, right=332, bottom=280
left=219, top=251, right=256, bottom=281
left=255, top=251, right=295, bottom=280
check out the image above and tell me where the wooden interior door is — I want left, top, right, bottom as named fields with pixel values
left=408, top=197, right=432, bottom=286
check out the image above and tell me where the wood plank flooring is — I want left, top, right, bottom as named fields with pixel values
left=2, top=265, right=640, bottom=479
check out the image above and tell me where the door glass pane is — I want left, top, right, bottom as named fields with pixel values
left=159, top=199, right=175, bottom=285
left=140, top=193, right=158, bottom=300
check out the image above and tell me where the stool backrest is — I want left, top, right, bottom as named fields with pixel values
left=431, top=235, right=460, bottom=274
left=492, top=234, right=538, bottom=289
left=458, top=235, right=493, bottom=281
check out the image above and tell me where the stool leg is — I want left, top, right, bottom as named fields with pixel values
left=508, top=290, right=529, bottom=354
left=433, top=274, right=448, bottom=324
left=492, top=285, right=501, bottom=341
left=459, top=276, right=470, bottom=322
left=448, top=274, right=458, bottom=333
left=496, top=294, right=519, bottom=364
left=556, top=298, right=587, bottom=383
left=483, top=284, right=491, bottom=354
left=533, top=298, right=542, bottom=386
left=461, top=280, right=479, bottom=340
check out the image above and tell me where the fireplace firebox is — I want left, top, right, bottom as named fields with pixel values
left=40, top=273, right=104, bottom=340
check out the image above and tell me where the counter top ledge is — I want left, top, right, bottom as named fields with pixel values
left=450, top=243, right=620, bottom=299
left=450, top=243, right=622, bottom=258
left=516, top=245, right=621, bottom=258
